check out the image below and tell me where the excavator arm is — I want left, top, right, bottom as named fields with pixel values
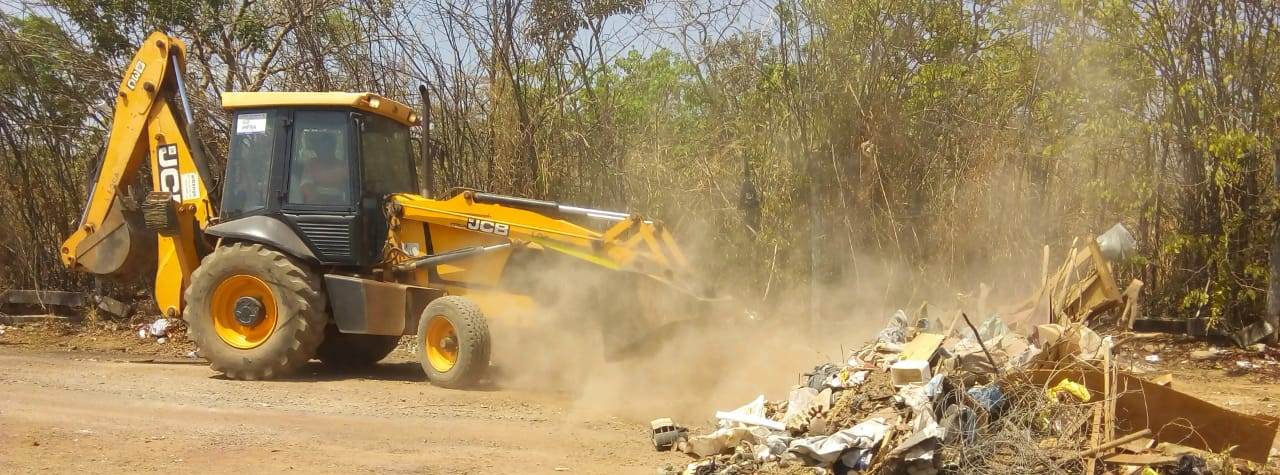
left=60, top=32, right=215, bottom=317
left=391, top=191, right=693, bottom=280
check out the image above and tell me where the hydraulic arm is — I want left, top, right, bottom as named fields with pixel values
left=60, top=32, right=214, bottom=317
left=391, top=191, right=692, bottom=280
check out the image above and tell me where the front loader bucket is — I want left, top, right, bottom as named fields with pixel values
left=594, top=271, right=734, bottom=360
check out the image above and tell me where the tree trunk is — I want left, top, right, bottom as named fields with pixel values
left=1268, top=145, right=1280, bottom=344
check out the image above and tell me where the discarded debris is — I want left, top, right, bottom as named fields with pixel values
left=1189, top=348, right=1222, bottom=361
left=1232, top=319, right=1274, bottom=348
left=662, top=307, right=1278, bottom=474
left=138, top=318, right=173, bottom=340
left=789, top=418, right=887, bottom=466
left=651, top=418, right=685, bottom=451
left=658, top=231, right=1280, bottom=474
left=888, top=360, right=930, bottom=387
left=1046, top=379, right=1090, bottom=403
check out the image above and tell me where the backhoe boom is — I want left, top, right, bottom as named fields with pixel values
left=60, top=32, right=213, bottom=317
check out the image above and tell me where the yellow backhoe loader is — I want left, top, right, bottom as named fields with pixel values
left=60, top=32, right=714, bottom=387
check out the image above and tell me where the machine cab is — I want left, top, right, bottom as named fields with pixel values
left=217, top=92, right=420, bottom=267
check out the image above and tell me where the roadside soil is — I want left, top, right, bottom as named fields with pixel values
left=0, top=321, right=689, bottom=474
left=2, top=322, right=1279, bottom=474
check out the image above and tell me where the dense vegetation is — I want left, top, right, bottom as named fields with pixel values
left=1, top=1, right=1277, bottom=333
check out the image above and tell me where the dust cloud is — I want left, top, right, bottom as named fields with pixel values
left=484, top=197, right=1051, bottom=426
left=489, top=295, right=854, bottom=423
left=484, top=254, right=955, bottom=425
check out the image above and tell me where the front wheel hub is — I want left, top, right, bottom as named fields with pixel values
left=233, top=297, right=265, bottom=326
left=210, top=275, right=279, bottom=349
left=424, top=316, right=459, bottom=373
left=440, top=335, right=458, bottom=352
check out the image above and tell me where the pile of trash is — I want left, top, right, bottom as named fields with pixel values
left=652, top=225, right=1280, bottom=474
left=136, top=317, right=176, bottom=343
left=654, top=308, right=1279, bottom=474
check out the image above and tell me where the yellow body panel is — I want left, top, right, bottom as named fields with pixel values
left=426, top=224, right=512, bottom=285
left=221, top=92, right=419, bottom=126
left=147, top=98, right=211, bottom=316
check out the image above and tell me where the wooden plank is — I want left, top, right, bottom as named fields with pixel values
left=0, top=290, right=128, bottom=318
left=1118, top=436, right=1157, bottom=453
left=1086, top=404, right=1103, bottom=474
left=1149, top=373, right=1173, bottom=387
left=1101, top=453, right=1178, bottom=466
left=1089, top=241, right=1124, bottom=302
left=1050, top=245, right=1085, bottom=323
left=1075, top=429, right=1153, bottom=458
left=899, top=332, right=945, bottom=362
left=1104, top=345, right=1116, bottom=442
left=1041, top=245, right=1051, bottom=288
left=0, top=290, right=85, bottom=307
left=1078, top=243, right=1123, bottom=322
left=1045, top=240, right=1127, bottom=324
left=0, top=314, right=79, bottom=324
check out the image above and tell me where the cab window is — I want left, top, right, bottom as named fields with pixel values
left=221, top=111, right=274, bottom=218
left=359, top=114, right=415, bottom=197
left=287, top=111, right=352, bottom=206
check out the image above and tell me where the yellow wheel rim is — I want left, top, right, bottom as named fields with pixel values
left=425, top=315, right=458, bottom=372
left=210, top=275, right=278, bottom=349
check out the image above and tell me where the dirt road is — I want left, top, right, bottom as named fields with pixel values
left=4, top=323, right=1279, bottom=474
left=0, top=347, right=688, bottom=474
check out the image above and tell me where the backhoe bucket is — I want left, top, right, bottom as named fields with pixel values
left=62, top=194, right=156, bottom=276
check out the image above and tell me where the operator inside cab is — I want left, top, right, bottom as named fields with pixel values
left=290, top=127, right=351, bottom=206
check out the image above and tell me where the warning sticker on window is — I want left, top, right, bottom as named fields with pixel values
left=235, top=113, right=267, bottom=134
left=181, top=173, right=201, bottom=201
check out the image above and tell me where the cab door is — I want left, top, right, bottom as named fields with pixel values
left=279, top=110, right=362, bottom=265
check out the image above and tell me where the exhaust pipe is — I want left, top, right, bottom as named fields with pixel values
left=419, top=83, right=435, bottom=197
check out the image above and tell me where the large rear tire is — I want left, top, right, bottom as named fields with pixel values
left=184, top=242, right=327, bottom=380
left=416, top=296, right=490, bottom=389
left=316, top=325, right=401, bottom=368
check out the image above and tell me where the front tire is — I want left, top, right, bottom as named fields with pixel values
left=416, top=296, right=490, bottom=388
left=184, top=242, right=327, bottom=380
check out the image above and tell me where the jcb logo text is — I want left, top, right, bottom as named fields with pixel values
left=466, top=218, right=509, bottom=236
left=157, top=144, right=181, bottom=201
left=126, top=61, right=146, bottom=90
